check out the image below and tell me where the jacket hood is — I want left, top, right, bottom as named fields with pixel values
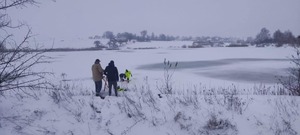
left=109, top=60, right=115, bottom=67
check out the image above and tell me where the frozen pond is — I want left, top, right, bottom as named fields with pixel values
left=41, top=44, right=294, bottom=90
left=137, top=58, right=290, bottom=84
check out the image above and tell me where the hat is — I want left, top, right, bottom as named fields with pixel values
left=95, top=59, right=100, bottom=63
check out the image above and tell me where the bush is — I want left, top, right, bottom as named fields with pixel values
left=205, top=114, right=235, bottom=130
left=278, top=48, right=300, bottom=96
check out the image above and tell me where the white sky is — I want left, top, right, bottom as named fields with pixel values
left=6, top=0, right=300, bottom=39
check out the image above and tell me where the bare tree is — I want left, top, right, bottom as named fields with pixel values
left=255, top=27, right=271, bottom=44
left=0, top=0, right=38, bottom=10
left=273, top=30, right=285, bottom=47
left=140, top=30, right=147, bottom=38
left=157, top=58, right=178, bottom=94
left=102, top=31, right=114, bottom=39
left=278, top=48, right=300, bottom=96
left=94, top=40, right=102, bottom=48
left=0, top=0, right=53, bottom=92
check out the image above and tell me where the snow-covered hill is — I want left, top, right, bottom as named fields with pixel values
left=1, top=43, right=299, bottom=135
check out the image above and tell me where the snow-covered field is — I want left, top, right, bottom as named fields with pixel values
left=1, top=41, right=299, bottom=135
left=43, top=41, right=292, bottom=90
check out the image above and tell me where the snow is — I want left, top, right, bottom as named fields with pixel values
left=1, top=41, right=299, bottom=135
left=41, top=42, right=292, bottom=90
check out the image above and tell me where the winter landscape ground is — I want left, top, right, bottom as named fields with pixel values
left=1, top=40, right=299, bottom=135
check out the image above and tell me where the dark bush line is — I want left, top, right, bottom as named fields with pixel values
left=0, top=47, right=105, bottom=52
left=132, top=47, right=157, bottom=50
left=187, top=45, right=204, bottom=48
left=227, top=44, right=248, bottom=47
left=45, top=47, right=104, bottom=52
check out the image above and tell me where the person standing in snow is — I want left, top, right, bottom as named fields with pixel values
left=91, top=59, right=104, bottom=97
left=104, top=60, right=119, bottom=96
left=125, top=69, right=132, bottom=82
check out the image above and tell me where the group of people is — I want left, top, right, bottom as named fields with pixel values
left=91, top=59, right=132, bottom=98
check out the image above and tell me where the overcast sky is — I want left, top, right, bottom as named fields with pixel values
left=7, top=0, right=300, bottom=39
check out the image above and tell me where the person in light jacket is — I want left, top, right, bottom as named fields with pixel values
left=104, top=60, right=119, bottom=96
left=92, top=59, right=104, bottom=97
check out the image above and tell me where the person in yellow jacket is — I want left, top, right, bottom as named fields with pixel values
left=125, top=69, right=132, bottom=82
left=91, top=59, right=104, bottom=97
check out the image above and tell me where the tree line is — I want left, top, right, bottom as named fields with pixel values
left=253, top=27, right=300, bottom=46
left=90, top=28, right=300, bottom=47
left=90, top=30, right=192, bottom=42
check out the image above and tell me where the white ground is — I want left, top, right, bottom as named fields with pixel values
left=43, top=41, right=293, bottom=90
left=1, top=41, right=299, bottom=135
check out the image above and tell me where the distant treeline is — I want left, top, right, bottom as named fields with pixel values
left=89, top=28, right=300, bottom=47
left=90, top=30, right=185, bottom=42
left=252, top=28, right=300, bottom=47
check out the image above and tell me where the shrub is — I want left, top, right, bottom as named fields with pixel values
left=203, top=114, right=237, bottom=135
left=278, top=48, right=300, bottom=96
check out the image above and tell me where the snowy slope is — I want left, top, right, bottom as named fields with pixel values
left=1, top=43, right=299, bottom=135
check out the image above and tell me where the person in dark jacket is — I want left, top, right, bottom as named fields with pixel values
left=104, top=60, right=119, bottom=96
